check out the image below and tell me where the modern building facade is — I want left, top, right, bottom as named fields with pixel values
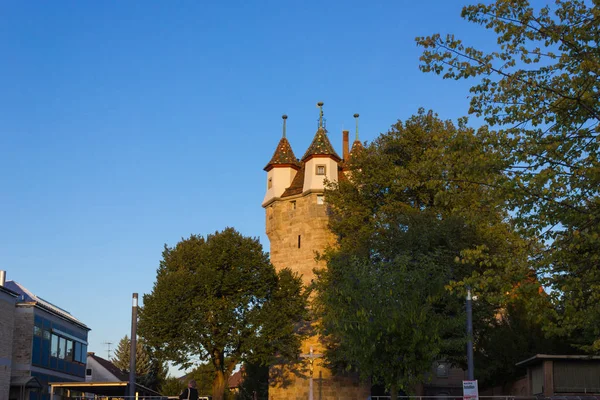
left=0, top=272, right=90, bottom=400
left=1, top=272, right=19, bottom=400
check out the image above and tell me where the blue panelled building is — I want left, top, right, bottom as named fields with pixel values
left=1, top=272, right=90, bottom=400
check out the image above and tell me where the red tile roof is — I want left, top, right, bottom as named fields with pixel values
left=264, top=137, right=301, bottom=171
left=228, top=369, right=243, bottom=389
left=301, top=128, right=340, bottom=161
left=350, top=140, right=363, bottom=155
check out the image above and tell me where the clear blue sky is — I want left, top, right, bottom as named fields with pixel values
left=1, top=1, right=492, bottom=374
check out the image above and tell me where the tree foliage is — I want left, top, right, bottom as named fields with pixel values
left=417, top=0, right=600, bottom=352
left=138, top=228, right=309, bottom=400
left=314, top=110, right=538, bottom=396
left=159, top=377, right=186, bottom=398
left=111, top=335, right=168, bottom=391
left=236, top=362, right=269, bottom=400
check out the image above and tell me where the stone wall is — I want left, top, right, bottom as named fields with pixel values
left=12, top=305, right=34, bottom=373
left=266, top=192, right=371, bottom=400
left=266, top=192, right=333, bottom=285
left=0, top=291, right=16, bottom=400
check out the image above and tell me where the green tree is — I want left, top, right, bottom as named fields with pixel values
left=111, top=335, right=168, bottom=391
left=417, top=0, right=600, bottom=352
left=138, top=228, right=309, bottom=400
left=236, top=362, right=269, bottom=400
left=160, top=377, right=185, bottom=398
left=314, top=110, right=537, bottom=397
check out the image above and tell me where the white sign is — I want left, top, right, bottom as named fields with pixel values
left=463, top=380, right=479, bottom=400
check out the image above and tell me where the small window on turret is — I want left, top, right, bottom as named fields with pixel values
left=317, top=195, right=324, bottom=205
left=268, top=177, right=273, bottom=189
left=316, top=165, right=326, bottom=175
left=291, top=201, right=296, bottom=210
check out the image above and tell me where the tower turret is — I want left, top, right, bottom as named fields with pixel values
left=301, top=102, right=341, bottom=192
left=262, top=115, right=301, bottom=206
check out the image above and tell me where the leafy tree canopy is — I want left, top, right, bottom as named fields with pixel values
left=417, top=0, right=600, bottom=352
left=315, top=110, right=540, bottom=397
left=111, top=335, right=168, bottom=392
left=138, top=227, right=309, bottom=400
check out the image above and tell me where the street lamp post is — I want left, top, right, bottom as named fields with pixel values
left=129, top=293, right=138, bottom=398
left=466, top=287, right=474, bottom=380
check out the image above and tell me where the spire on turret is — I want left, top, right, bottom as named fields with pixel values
left=302, top=102, right=340, bottom=161
left=317, top=101, right=325, bottom=129
left=350, top=113, right=363, bottom=154
left=264, top=115, right=301, bottom=171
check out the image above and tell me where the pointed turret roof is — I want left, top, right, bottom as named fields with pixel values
left=301, top=128, right=341, bottom=161
left=264, top=136, right=301, bottom=171
left=350, top=139, right=363, bottom=155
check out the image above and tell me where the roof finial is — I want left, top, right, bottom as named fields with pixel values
left=354, top=113, right=360, bottom=140
left=317, top=102, right=325, bottom=129
left=282, top=114, right=288, bottom=138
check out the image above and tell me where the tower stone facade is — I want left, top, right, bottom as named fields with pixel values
left=263, top=105, right=369, bottom=400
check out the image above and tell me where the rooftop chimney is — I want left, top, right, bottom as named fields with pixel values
left=0, top=270, right=5, bottom=286
left=342, top=130, right=350, bottom=160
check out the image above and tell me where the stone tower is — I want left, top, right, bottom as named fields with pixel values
left=263, top=104, right=368, bottom=400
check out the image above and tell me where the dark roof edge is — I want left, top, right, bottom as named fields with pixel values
left=0, top=285, right=19, bottom=297
left=516, top=354, right=600, bottom=367
left=17, top=301, right=91, bottom=331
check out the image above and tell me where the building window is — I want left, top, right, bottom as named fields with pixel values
left=268, top=177, right=273, bottom=189
left=34, top=324, right=42, bottom=336
left=51, top=334, right=59, bottom=358
left=86, top=368, right=92, bottom=376
left=298, top=235, right=301, bottom=248
left=66, top=340, right=73, bottom=361
left=58, top=337, right=66, bottom=359
left=317, top=195, right=324, bottom=205
left=291, top=200, right=296, bottom=210
left=316, top=165, right=326, bottom=175
left=436, top=362, right=449, bottom=378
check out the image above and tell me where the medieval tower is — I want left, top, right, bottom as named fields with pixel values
left=262, top=103, right=368, bottom=400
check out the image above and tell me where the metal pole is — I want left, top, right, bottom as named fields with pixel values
left=466, top=287, right=474, bottom=380
left=129, top=293, right=138, bottom=398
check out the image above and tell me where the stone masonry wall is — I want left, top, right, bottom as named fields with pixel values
left=0, top=292, right=16, bottom=400
left=266, top=192, right=371, bottom=400
left=12, top=306, right=34, bottom=374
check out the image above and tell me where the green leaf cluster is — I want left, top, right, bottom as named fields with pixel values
left=111, top=335, right=168, bottom=392
left=417, top=0, right=600, bottom=352
left=138, top=227, right=309, bottom=400
left=314, top=110, right=538, bottom=396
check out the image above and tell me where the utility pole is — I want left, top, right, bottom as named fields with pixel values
left=103, top=341, right=113, bottom=360
left=466, top=287, right=474, bottom=380
left=129, top=293, right=138, bottom=398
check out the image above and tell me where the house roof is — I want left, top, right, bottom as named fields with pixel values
left=6, top=280, right=89, bottom=329
left=264, top=137, right=301, bottom=171
left=228, top=369, right=243, bottom=389
left=0, top=284, right=18, bottom=298
left=516, top=354, right=600, bottom=367
left=88, top=352, right=129, bottom=381
left=301, top=128, right=341, bottom=162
